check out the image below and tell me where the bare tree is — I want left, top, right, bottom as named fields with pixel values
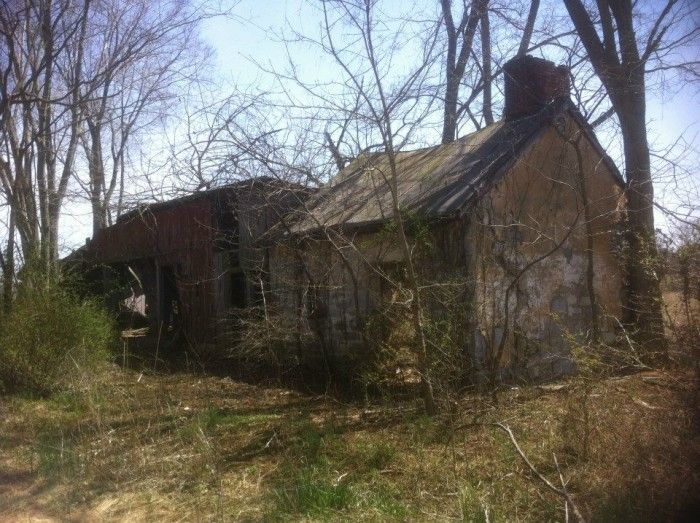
left=440, top=0, right=487, bottom=143
left=198, top=0, right=444, bottom=411
left=517, top=0, right=540, bottom=57
left=0, top=0, right=215, bottom=305
left=562, top=0, right=700, bottom=360
left=0, top=0, right=92, bottom=281
left=77, top=0, right=212, bottom=234
left=440, top=0, right=557, bottom=137
left=0, top=210, right=15, bottom=313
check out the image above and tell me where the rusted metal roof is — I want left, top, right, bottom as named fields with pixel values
left=283, top=100, right=623, bottom=236
left=116, top=176, right=298, bottom=224
left=77, top=177, right=309, bottom=264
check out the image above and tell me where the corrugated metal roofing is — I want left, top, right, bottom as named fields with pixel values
left=116, top=176, right=300, bottom=224
left=285, top=100, right=622, bottom=235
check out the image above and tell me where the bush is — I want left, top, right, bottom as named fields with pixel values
left=0, top=284, right=115, bottom=395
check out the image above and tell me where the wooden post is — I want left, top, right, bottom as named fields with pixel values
left=155, top=260, right=162, bottom=327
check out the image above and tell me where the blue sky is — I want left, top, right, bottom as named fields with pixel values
left=59, top=0, right=700, bottom=251
left=204, top=0, right=700, bottom=227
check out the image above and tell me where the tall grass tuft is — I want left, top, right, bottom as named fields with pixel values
left=0, top=282, right=115, bottom=395
left=274, top=465, right=353, bottom=516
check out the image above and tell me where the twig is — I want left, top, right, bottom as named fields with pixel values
left=554, top=453, right=570, bottom=523
left=494, top=423, right=586, bottom=523
left=154, top=320, right=163, bottom=371
left=611, top=316, right=651, bottom=370
left=263, top=431, right=278, bottom=450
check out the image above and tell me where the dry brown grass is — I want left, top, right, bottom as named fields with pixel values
left=1, top=357, right=698, bottom=522
left=663, top=290, right=700, bottom=363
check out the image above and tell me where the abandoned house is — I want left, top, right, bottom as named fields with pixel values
left=70, top=178, right=308, bottom=347
left=265, top=55, right=626, bottom=381
left=74, top=55, right=627, bottom=382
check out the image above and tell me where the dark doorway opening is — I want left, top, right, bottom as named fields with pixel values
left=230, top=269, right=246, bottom=309
left=159, top=264, right=181, bottom=333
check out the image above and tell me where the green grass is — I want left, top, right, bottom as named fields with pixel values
left=273, top=465, right=353, bottom=516
left=271, top=464, right=410, bottom=519
left=34, top=431, right=78, bottom=479
left=197, top=407, right=280, bottom=430
left=458, top=483, right=490, bottom=523
left=354, top=441, right=396, bottom=471
left=355, top=477, right=410, bottom=519
left=267, top=419, right=409, bottom=519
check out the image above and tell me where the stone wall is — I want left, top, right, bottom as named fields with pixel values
left=266, top=115, right=625, bottom=383
left=469, top=115, right=625, bottom=381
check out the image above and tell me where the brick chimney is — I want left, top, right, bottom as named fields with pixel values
left=503, top=55, right=569, bottom=120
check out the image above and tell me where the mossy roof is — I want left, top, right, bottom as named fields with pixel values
left=284, top=99, right=617, bottom=236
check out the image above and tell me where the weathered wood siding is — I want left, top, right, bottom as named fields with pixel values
left=90, top=196, right=218, bottom=342
left=86, top=182, right=307, bottom=347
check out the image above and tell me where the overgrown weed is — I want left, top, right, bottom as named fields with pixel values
left=0, top=280, right=115, bottom=395
left=0, top=357, right=697, bottom=521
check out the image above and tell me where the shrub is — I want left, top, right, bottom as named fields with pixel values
left=220, top=304, right=321, bottom=380
left=0, top=284, right=115, bottom=395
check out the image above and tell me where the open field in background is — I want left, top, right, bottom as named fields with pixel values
left=1, top=361, right=698, bottom=521
left=662, top=290, right=700, bottom=357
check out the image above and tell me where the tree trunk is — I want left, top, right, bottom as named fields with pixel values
left=480, top=9, right=494, bottom=125
left=517, top=0, right=540, bottom=57
left=1, top=214, right=15, bottom=313
left=562, top=0, right=668, bottom=361
left=617, top=93, right=667, bottom=360
left=35, top=0, right=54, bottom=275
left=441, top=26, right=460, bottom=145
left=89, top=121, right=107, bottom=235
left=48, top=197, right=61, bottom=263
left=440, top=0, right=486, bottom=144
